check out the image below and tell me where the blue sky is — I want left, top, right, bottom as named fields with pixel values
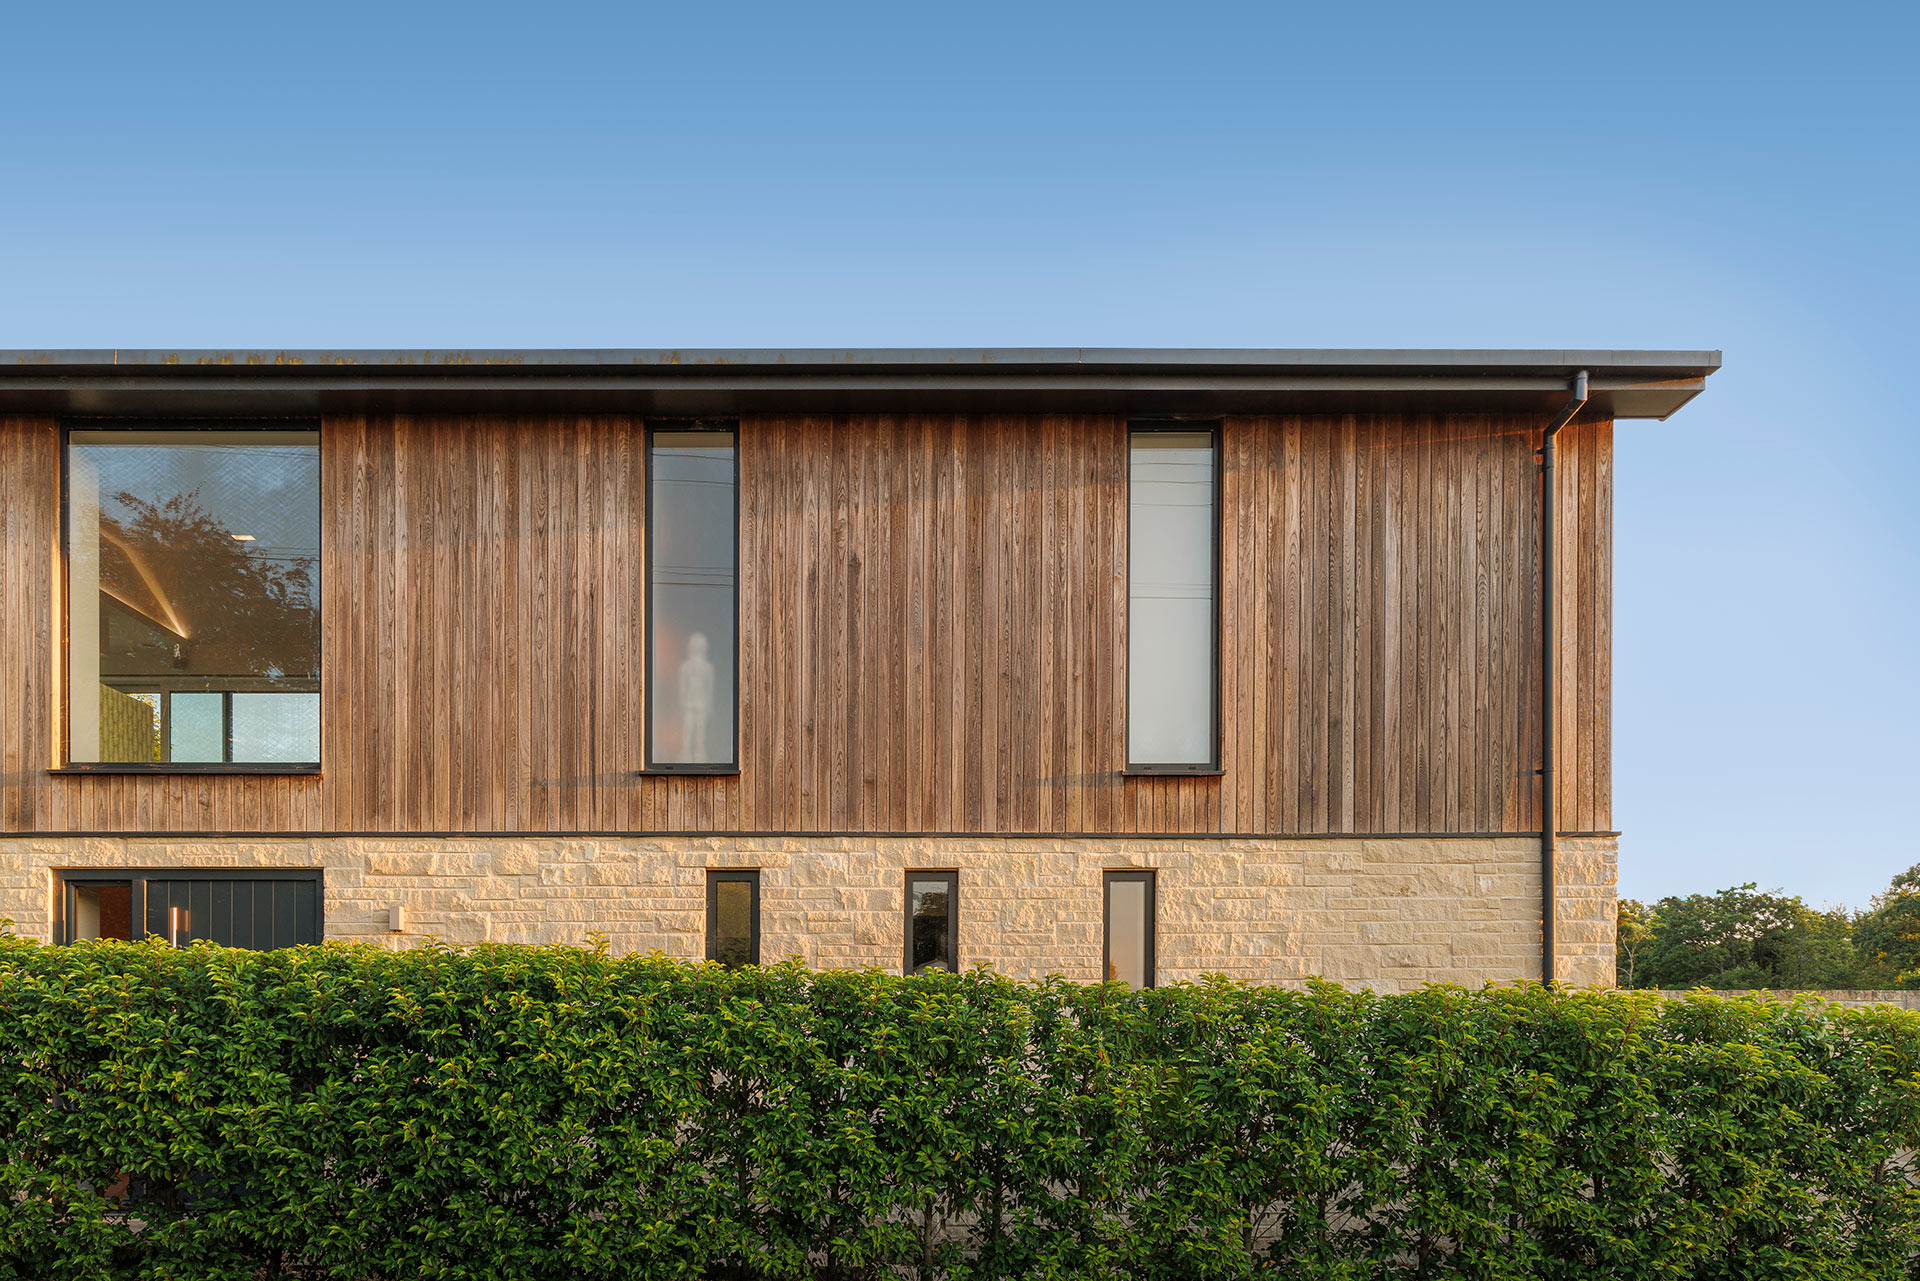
left=5, top=2, right=1915, bottom=908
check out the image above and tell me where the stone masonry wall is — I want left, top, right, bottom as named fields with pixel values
left=0, top=834, right=1618, bottom=991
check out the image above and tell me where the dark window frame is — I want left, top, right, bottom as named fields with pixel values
left=1102, top=869, right=1158, bottom=988
left=1123, top=420, right=1223, bottom=774
left=56, top=418, right=324, bottom=775
left=53, top=867, right=324, bottom=947
left=903, top=869, right=960, bottom=974
left=705, top=869, right=760, bottom=966
left=643, top=419, right=742, bottom=775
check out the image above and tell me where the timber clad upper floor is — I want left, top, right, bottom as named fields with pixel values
left=0, top=349, right=1717, bottom=839
left=1, top=410, right=1605, bottom=836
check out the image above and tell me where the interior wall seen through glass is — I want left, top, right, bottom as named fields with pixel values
left=67, top=430, right=320, bottom=764
left=72, top=883, right=133, bottom=941
left=1128, top=431, right=1215, bottom=766
left=650, top=430, right=737, bottom=765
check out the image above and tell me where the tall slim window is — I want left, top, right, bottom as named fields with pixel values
left=1127, top=424, right=1218, bottom=770
left=66, top=427, right=320, bottom=766
left=1104, top=870, right=1156, bottom=989
left=648, top=425, right=737, bottom=770
left=905, top=871, right=959, bottom=974
left=706, top=870, right=760, bottom=967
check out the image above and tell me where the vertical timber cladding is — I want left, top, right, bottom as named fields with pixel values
left=0, top=417, right=58, bottom=832
left=724, top=413, right=1611, bottom=837
left=0, top=412, right=1611, bottom=836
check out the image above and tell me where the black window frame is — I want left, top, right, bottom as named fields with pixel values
left=1102, top=869, right=1158, bottom=989
left=1123, top=420, right=1223, bottom=775
left=643, top=419, right=742, bottom=775
left=56, top=418, right=324, bottom=776
left=903, top=869, right=960, bottom=974
left=53, top=867, right=324, bottom=948
left=705, top=869, right=760, bottom=967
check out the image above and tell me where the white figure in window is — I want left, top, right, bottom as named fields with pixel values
left=680, top=631, right=715, bottom=762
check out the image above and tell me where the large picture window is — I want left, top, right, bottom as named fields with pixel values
left=1127, top=424, right=1219, bottom=770
left=647, top=424, right=738, bottom=770
left=66, top=427, right=320, bottom=767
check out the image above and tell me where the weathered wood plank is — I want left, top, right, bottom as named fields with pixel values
left=1, top=411, right=1610, bottom=838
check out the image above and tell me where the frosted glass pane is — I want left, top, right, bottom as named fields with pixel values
left=231, top=693, right=320, bottom=762
left=1129, top=432, right=1215, bottom=765
left=1106, top=878, right=1150, bottom=988
left=650, top=431, right=736, bottom=765
left=170, top=692, right=225, bottom=762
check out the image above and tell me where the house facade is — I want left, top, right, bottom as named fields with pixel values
left=0, top=349, right=1719, bottom=989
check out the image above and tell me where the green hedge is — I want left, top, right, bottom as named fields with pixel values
left=4, top=935, right=1919, bottom=1280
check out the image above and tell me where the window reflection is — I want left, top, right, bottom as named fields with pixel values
left=68, top=430, right=320, bottom=764
left=909, top=875, right=957, bottom=973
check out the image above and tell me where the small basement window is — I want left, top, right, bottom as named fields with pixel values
left=905, top=871, right=958, bottom=974
left=57, top=870, right=322, bottom=949
left=1103, top=870, right=1156, bottom=988
left=706, top=870, right=760, bottom=967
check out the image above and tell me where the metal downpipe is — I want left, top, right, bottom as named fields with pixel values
left=1540, top=369, right=1588, bottom=986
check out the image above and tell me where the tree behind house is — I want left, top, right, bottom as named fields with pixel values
left=1617, top=883, right=1894, bottom=990
left=1855, top=861, right=1920, bottom=984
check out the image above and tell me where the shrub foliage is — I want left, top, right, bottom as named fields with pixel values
left=3, top=935, right=1919, bottom=1280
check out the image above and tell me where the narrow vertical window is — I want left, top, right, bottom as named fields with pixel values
left=66, top=427, right=321, bottom=766
left=1127, top=424, right=1218, bottom=770
left=648, top=424, right=738, bottom=770
left=1103, top=870, right=1156, bottom=988
left=905, top=871, right=959, bottom=974
left=706, top=870, right=760, bottom=967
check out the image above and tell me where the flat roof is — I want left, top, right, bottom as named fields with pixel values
left=0, top=348, right=1720, bottom=419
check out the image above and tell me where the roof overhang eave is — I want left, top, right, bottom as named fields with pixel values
left=0, top=348, right=1721, bottom=420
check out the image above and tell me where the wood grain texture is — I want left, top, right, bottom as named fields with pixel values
left=0, top=412, right=1612, bottom=835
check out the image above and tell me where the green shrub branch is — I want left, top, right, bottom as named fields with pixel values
left=3, top=934, right=1918, bottom=1279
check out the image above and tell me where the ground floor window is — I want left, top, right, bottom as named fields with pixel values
left=57, top=869, right=322, bottom=948
left=1103, top=870, right=1156, bottom=988
left=905, top=871, right=958, bottom=974
left=706, top=870, right=760, bottom=967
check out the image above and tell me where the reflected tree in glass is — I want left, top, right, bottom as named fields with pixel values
left=68, top=432, right=319, bottom=764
